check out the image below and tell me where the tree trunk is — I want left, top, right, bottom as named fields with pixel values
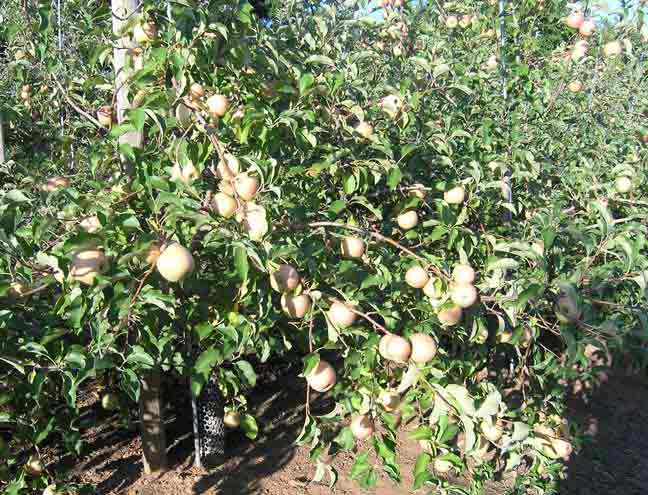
left=111, top=0, right=166, bottom=474
left=138, top=371, right=168, bottom=474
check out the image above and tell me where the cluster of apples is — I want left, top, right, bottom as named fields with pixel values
left=19, top=84, right=32, bottom=103
left=378, top=0, right=405, bottom=8
left=565, top=11, right=595, bottom=38
left=445, top=13, right=473, bottom=29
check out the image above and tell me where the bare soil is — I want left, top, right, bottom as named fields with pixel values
left=53, top=369, right=648, bottom=495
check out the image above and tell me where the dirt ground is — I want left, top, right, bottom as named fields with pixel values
left=56, top=369, right=648, bottom=495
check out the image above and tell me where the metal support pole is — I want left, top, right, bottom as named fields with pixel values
left=499, top=0, right=512, bottom=222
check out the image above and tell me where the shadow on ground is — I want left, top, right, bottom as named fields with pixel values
left=558, top=373, right=648, bottom=495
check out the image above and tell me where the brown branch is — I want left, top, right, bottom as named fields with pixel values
left=329, top=297, right=389, bottom=334
left=306, top=221, right=448, bottom=280
left=51, top=76, right=103, bottom=128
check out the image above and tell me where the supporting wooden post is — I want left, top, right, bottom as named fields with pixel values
left=111, top=0, right=167, bottom=474
left=138, top=371, right=168, bottom=474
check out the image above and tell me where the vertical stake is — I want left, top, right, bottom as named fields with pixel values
left=499, top=0, right=512, bottom=222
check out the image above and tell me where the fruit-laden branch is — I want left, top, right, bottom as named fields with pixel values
left=329, top=298, right=390, bottom=334
left=305, top=221, right=448, bottom=280
left=51, top=76, right=102, bottom=128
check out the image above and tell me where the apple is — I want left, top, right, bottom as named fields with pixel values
left=341, top=236, right=366, bottom=259
left=437, top=306, right=462, bottom=326
left=409, top=333, right=437, bottom=363
left=171, top=162, right=199, bottom=183
left=156, top=243, right=194, bottom=282
left=450, top=283, right=478, bottom=308
left=133, top=21, right=157, bottom=44
left=481, top=421, right=503, bottom=442
left=378, top=334, right=412, bottom=363
left=206, top=94, right=229, bottom=117
left=43, top=485, right=58, bottom=495
left=306, top=360, right=336, bottom=392
left=408, top=184, right=426, bottom=199
left=433, top=458, right=453, bottom=474
left=25, top=455, right=44, bottom=476
left=615, top=176, right=632, bottom=193
left=175, top=100, right=194, bottom=127
left=405, top=265, right=429, bottom=288
left=579, top=19, right=595, bottom=37
left=444, top=186, right=465, bottom=204
left=459, top=14, right=472, bottom=28
left=281, top=293, right=312, bottom=319
left=603, top=41, right=622, bottom=58
left=97, top=106, right=113, bottom=128
left=224, top=410, right=241, bottom=428
left=486, top=55, right=498, bottom=71
left=101, top=392, right=119, bottom=411
left=380, top=94, right=403, bottom=118
left=189, top=83, right=205, bottom=101
left=422, top=277, right=442, bottom=299
left=212, top=192, right=238, bottom=218
left=144, top=243, right=161, bottom=265
left=80, top=215, right=101, bottom=233
left=216, top=153, right=240, bottom=181
left=70, top=249, right=108, bottom=285
left=452, top=264, right=475, bottom=285
left=397, top=210, right=418, bottom=230
left=240, top=204, right=269, bottom=241
left=445, top=15, right=458, bottom=29
left=355, top=121, right=373, bottom=139
left=270, top=264, right=300, bottom=293
left=350, top=414, right=375, bottom=440
left=566, top=11, right=584, bottom=29
left=328, top=301, right=357, bottom=328
left=234, top=174, right=260, bottom=201
left=378, top=391, right=400, bottom=412
left=551, top=438, right=573, bottom=458
left=568, top=80, right=583, bottom=93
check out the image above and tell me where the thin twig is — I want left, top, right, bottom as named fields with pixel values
left=51, top=76, right=102, bottom=128
left=329, top=297, right=390, bottom=334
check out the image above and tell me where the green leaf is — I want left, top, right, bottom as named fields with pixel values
left=5, top=189, right=31, bottom=203
left=241, top=413, right=258, bottom=439
left=194, top=347, right=223, bottom=376
left=329, top=200, right=347, bottom=215
left=126, top=346, right=155, bottom=368
left=476, top=390, right=501, bottom=418
left=387, top=167, right=403, bottom=189
left=305, top=55, right=335, bottom=66
left=486, top=257, right=519, bottom=271
left=233, top=244, right=249, bottom=282
left=35, top=416, right=56, bottom=445
left=128, top=108, right=147, bottom=131
left=299, top=73, right=315, bottom=94
left=235, top=360, right=257, bottom=387
left=433, top=63, right=451, bottom=79
left=512, top=421, right=530, bottom=442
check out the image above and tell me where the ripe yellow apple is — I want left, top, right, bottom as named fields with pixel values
left=397, top=210, right=418, bottom=230
left=486, top=55, right=498, bottom=71
left=568, top=80, right=583, bottom=93
left=133, top=21, right=157, bottom=44
left=452, top=264, right=475, bottom=285
left=423, top=277, right=442, bottom=299
left=101, top=392, right=119, bottom=411
left=212, top=192, right=238, bottom=218
left=216, top=153, right=240, bottom=180
left=450, top=283, right=478, bottom=308
left=270, top=264, right=300, bottom=292
left=25, top=455, right=44, bottom=476
left=445, top=15, right=458, bottom=29
left=405, top=265, right=429, bottom=288
left=350, top=414, right=375, bottom=440
left=281, top=293, right=312, bottom=319
left=378, top=334, right=412, bottom=363
left=437, top=305, right=462, bottom=326
left=615, top=176, right=632, bottom=193
left=481, top=421, right=503, bottom=442
left=341, top=236, right=365, bottom=258
left=433, top=458, right=453, bottom=474
left=41, top=176, right=70, bottom=192
left=189, top=83, right=205, bottom=101
left=70, top=249, right=108, bottom=285
left=328, top=301, right=357, bottom=328
left=306, top=360, right=336, bottom=392
left=444, top=186, right=465, bottom=204
left=378, top=390, right=400, bottom=412
left=566, top=11, right=584, bottom=29
left=234, top=174, right=260, bottom=201
left=355, top=121, right=373, bottom=139
left=156, top=243, right=194, bottom=282
left=240, top=204, right=268, bottom=241
left=80, top=215, right=101, bottom=233
left=206, top=94, right=229, bottom=117
left=171, top=162, right=199, bottom=183
left=579, top=19, right=595, bottom=37
left=224, top=410, right=241, bottom=428
left=97, top=106, right=113, bottom=128
left=409, top=333, right=437, bottom=363
left=603, top=40, right=622, bottom=57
